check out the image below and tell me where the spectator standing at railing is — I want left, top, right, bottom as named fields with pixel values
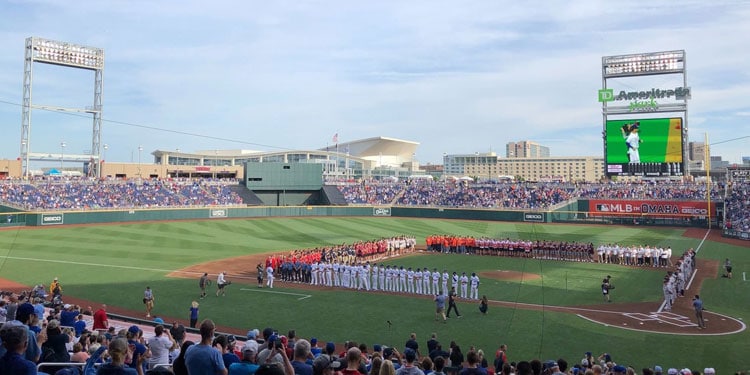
left=93, top=305, right=109, bottom=331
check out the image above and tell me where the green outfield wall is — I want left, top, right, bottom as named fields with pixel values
left=4, top=199, right=718, bottom=229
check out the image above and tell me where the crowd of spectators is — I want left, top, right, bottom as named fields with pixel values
left=574, top=181, right=722, bottom=201
left=723, top=181, right=750, bottom=233
left=0, top=178, right=740, bottom=216
left=0, top=293, right=724, bottom=375
left=0, top=177, right=244, bottom=210
left=334, top=180, right=725, bottom=210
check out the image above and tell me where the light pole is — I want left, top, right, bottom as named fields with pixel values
left=138, top=145, right=143, bottom=178
left=60, top=141, right=66, bottom=172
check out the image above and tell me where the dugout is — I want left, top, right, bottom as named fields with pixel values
left=244, top=162, right=330, bottom=206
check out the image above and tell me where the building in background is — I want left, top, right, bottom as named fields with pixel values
left=506, top=141, right=550, bottom=158
left=443, top=153, right=604, bottom=182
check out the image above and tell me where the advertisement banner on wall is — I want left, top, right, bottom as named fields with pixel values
left=41, top=213, right=64, bottom=225
left=588, top=200, right=712, bottom=218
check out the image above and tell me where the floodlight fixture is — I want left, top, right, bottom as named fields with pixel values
left=602, top=50, right=684, bottom=78
left=30, top=37, right=104, bottom=70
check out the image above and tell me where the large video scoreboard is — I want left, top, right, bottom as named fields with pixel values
left=605, top=117, right=684, bottom=177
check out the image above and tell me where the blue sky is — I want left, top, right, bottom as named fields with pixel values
left=1, top=0, right=748, bottom=166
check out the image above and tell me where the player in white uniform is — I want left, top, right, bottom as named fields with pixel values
left=470, top=273, right=480, bottom=300
left=360, top=263, right=370, bottom=291
left=266, top=265, right=275, bottom=288
left=622, top=122, right=641, bottom=163
left=371, top=263, right=379, bottom=291
left=459, top=272, right=469, bottom=299
left=311, top=262, right=319, bottom=286
left=432, top=269, right=441, bottom=296
left=422, top=268, right=431, bottom=295
left=414, top=268, right=422, bottom=294
left=332, top=263, right=341, bottom=287
left=441, top=270, right=450, bottom=296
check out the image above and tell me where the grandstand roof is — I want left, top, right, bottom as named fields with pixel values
left=320, top=136, right=419, bottom=159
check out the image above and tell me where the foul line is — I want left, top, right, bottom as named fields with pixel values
left=240, top=288, right=311, bottom=300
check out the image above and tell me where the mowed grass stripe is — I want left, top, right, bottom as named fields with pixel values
left=0, top=219, right=747, bottom=373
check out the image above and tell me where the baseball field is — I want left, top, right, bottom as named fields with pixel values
left=0, top=217, right=748, bottom=372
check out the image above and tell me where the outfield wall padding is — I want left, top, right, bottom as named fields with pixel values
left=15, top=199, right=717, bottom=229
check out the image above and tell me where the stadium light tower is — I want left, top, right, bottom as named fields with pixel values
left=19, top=37, right=104, bottom=178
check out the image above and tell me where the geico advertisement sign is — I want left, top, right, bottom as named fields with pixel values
left=373, top=207, right=391, bottom=216
left=41, top=214, right=64, bottom=225
left=523, top=213, right=544, bottom=222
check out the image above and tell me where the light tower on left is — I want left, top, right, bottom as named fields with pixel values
left=20, top=37, right=104, bottom=178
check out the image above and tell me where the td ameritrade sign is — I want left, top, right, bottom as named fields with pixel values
left=598, top=86, right=691, bottom=112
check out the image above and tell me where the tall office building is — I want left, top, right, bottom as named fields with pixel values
left=506, top=141, right=550, bottom=158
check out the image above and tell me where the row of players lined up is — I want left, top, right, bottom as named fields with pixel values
left=662, top=248, right=696, bottom=312
left=426, top=235, right=594, bottom=262
left=305, top=262, right=482, bottom=300
left=426, top=235, right=679, bottom=268
left=265, top=235, right=418, bottom=282
left=596, top=244, right=675, bottom=267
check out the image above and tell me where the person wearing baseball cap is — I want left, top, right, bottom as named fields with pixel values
left=314, top=354, right=342, bottom=375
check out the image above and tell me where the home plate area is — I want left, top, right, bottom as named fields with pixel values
left=623, top=311, right=698, bottom=328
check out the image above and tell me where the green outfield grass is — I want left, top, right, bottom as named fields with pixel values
left=0, top=217, right=748, bottom=372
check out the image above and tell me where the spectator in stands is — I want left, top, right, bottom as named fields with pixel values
left=229, top=346, right=260, bottom=375
left=0, top=301, right=7, bottom=324
left=172, top=340, right=195, bottom=375
left=41, top=319, right=72, bottom=373
left=74, top=314, right=87, bottom=337
left=343, top=347, right=366, bottom=375
left=185, top=319, right=227, bottom=375
left=396, top=348, right=424, bottom=375
left=93, top=304, right=109, bottom=331
left=98, top=337, right=145, bottom=375
left=126, top=325, right=150, bottom=372
left=148, top=324, right=178, bottom=370
left=59, top=304, right=79, bottom=327
left=449, top=343, right=464, bottom=369
left=70, top=342, right=89, bottom=363
left=380, top=357, right=397, bottom=375
left=170, top=321, right=186, bottom=346
left=15, top=302, right=43, bottom=363
left=0, top=321, right=37, bottom=375
left=292, top=339, right=314, bottom=375
left=459, top=351, right=486, bottom=375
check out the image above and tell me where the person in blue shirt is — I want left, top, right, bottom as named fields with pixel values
left=74, top=314, right=87, bottom=337
left=0, top=322, right=37, bottom=375
left=229, top=347, right=260, bottom=375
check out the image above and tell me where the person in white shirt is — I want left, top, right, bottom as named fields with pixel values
left=216, top=272, right=229, bottom=297
left=148, top=324, right=177, bottom=370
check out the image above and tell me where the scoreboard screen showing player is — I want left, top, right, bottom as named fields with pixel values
left=604, top=117, right=684, bottom=177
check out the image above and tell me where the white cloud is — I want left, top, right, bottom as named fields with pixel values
left=0, top=0, right=748, bottom=165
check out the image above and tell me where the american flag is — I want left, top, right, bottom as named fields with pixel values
left=332, top=133, right=338, bottom=144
